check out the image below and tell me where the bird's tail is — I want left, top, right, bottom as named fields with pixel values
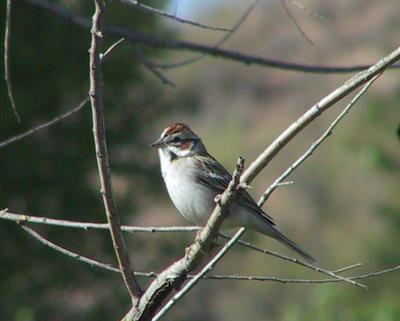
left=270, top=227, right=315, bottom=263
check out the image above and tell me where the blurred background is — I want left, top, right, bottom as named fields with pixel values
left=1, top=0, right=399, bottom=320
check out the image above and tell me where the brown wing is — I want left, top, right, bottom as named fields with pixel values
left=194, top=155, right=275, bottom=226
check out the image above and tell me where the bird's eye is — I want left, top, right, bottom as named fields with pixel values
left=170, top=137, right=182, bottom=143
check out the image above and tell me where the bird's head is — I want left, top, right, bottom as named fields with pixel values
left=150, top=123, right=207, bottom=160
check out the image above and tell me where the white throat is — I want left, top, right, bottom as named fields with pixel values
left=158, top=148, right=172, bottom=178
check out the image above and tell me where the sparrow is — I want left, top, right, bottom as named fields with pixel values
left=151, top=122, right=314, bottom=262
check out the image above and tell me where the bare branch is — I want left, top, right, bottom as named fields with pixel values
left=120, top=0, right=232, bottom=32
left=0, top=36, right=125, bottom=151
left=333, top=263, right=362, bottom=273
left=135, top=47, right=176, bottom=87
left=147, top=0, right=261, bottom=70
left=240, top=47, right=400, bottom=185
left=220, top=233, right=366, bottom=288
left=192, top=266, right=400, bottom=283
left=89, top=0, right=141, bottom=303
left=0, top=98, right=89, bottom=150
left=100, top=37, right=125, bottom=63
left=0, top=209, right=200, bottom=232
left=280, top=0, right=314, bottom=46
left=285, top=0, right=326, bottom=21
left=4, top=0, right=21, bottom=122
left=20, top=224, right=121, bottom=273
left=23, top=0, right=400, bottom=74
left=259, top=73, right=382, bottom=206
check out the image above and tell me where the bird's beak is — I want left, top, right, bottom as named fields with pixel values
left=150, top=137, right=165, bottom=148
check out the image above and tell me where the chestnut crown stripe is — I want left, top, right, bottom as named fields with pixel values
left=162, top=123, right=194, bottom=138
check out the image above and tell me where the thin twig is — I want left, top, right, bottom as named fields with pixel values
left=132, top=0, right=260, bottom=77
left=100, top=37, right=125, bottom=63
left=193, top=266, right=400, bottom=283
left=240, top=47, right=400, bottom=185
left=0, top=98, right=89, bottom=150
left=142, top=0, right=261, bottom=70
left=220, top=233, right=366, bottom=288
left=23, top=0, right=400, bottom=74
left=259, top=73, right=381, bottom=206
left=120, top=0, right=232, bottom=32
left=333, top=263, right=362, bottom=273
left=89, top=0, right=141, bottom=303
left=135, top=47, right=176, bottom=87
left=0, top=37, right=124, bottom=151
left=0, top=209, right=200, bottom=232
left=20, top=224, right=121, bottom=273
left=280, top=0, right=314, bottom=45
left=285, top=0, right=326, bottom=21
left=4, top=0, right=21, bottom=122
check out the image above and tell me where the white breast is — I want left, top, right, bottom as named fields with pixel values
left=159, top=149, right=214, bottom=225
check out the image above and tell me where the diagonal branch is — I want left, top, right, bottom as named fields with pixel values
left=152, top=226, right=247, bottom=321
left=0, top=38, right=125, bottom=151
left=219, top=233, right=365, bottom=284
left=240, top=47, right=400, bottom=185
left=259, top=73, right=382, bottom=205
left=280, top=0, right=314, bottom=46
left=197, top=266, right=400, bottom=283
left=134, top=47, right=176, bottom=87
left=285, top=0, right=326, bottom=21
left=144, top=0, right=261, bottom=70
left=89, top=0, right=141, bottom=304
left=4, top=0, right=21, bottom=122
left=0, top=98, right=89, bottom=150
left=19, top=224, right=121, bottom=273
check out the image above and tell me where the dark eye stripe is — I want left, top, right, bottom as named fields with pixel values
left=167, top=137, right=199, bottom=146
